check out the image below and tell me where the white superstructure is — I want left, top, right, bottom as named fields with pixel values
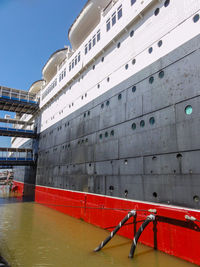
left=12, top=0, right=200, bottom=148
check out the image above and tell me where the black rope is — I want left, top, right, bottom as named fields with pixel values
left=37, top=202, right=152, bottom=213
left=94, top=210, right=136, bottom=252
left=129, top=215, right=155, bottom=258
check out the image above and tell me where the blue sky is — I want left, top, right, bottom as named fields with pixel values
left=0, top=0, right=85, bottom=147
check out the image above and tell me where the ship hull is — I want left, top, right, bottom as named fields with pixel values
left=12, top=181, right=200, bottom=265
left=13, top=33, right=200, bottom=264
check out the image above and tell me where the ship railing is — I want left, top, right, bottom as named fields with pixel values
left=0, top=86, right=37, bottom=104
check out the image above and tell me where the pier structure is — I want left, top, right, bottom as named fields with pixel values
left=0, top=85, right=39, bottom=167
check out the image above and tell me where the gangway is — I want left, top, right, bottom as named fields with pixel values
left=0, top=147, right=34, bottom=166
left=0, top=85, right=39, bottom=114
left=0, top=126, right=37, bottom=138
left=0, top=117, right=33, bottom=126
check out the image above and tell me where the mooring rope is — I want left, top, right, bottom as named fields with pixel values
left=36, top=202, right=156, bottom=213
left=94, top=210, right=136, bottom=252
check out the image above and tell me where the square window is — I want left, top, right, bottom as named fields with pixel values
left=85, top=44, right=88, bottom=55
left=131, top=0, right=136, bottom=6
left=97, top=30, right=101, bottom=42
left=93, top=35, right=96, bottom=46
left=106, top=19, right=111, bottom=31
left=89, top=40, right=92, bottom=50
left=118, top=5, right=122, bottom=19
left=112, top=12, right=116, bottom=26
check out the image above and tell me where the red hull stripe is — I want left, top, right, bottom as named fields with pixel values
left=13, top=181, right=200, bottom=265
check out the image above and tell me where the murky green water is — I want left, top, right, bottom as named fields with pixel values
left=0, top=187, right=197, bottom=267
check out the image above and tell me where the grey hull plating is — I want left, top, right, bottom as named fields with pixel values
left=15, top=34, right=200, bottom=209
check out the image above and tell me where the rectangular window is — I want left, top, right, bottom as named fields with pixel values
left=75, top=56, right=77, bottom=65
left=85, top=44, right=88, bottom=55
left=59, top=74, right=61, bottom=82
left=131, top=0, right=136, bottom=5
left=64, top=68, right=66, bottom=77
left=72, top=60, right=74, bottom=69
left=97, top=30, right=101, bottom=42
left=112, top=12, right=116, bottom=26
left=89, top=40, right=92, bottom=50
left=106, top=19, right=111, bottom=31
left=69, top=63, right=71, bottom=72
left=118, top=5, right=122, bottom=19
left=78, top=52, right=81, bottom=62
left=93, top=35, right=96, bottom=46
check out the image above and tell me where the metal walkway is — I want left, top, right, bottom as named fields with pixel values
left=0, top=85, right=39, bottom=114
left=0, top=127, right=37, bottom=138
left=0, top=147, right=34, bottom=166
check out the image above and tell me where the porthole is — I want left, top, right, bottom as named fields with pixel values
left=164, top=0, right=170, bottom=7
left=185, top=105, right=193, bottom=115
left=105, top=132, right=108, bottom=138
left=68, top=144, right=70, bottom=148
left=124, top=190, right=128, bottom=197
left=154, top=8, right=160, bottom=16
left=97, top=84, right=100, bottom=89
left=131, top=123, right=136, bottom=130
left=81, top=139, right=84, bottom=144
left=81, top=96, right=84, bottom=100
left=101, top=57, right=104, bottom=62
left=93, top=65, right=95, bottom=70
left=193, top=14, right=200, bottom=23
left=88, top=111, right=90, bottom=116
left=193, top=195, right=200, bottom=203
left=99, top=134, right=103, bottom=139
left=159, top=71, right=164, bottom=79
left=124, top=159, right=128, bottom=165
left=68, top=122, right=70, bottom=126
left=149, top=76, right=154, bottom=84
left=153, top=192, right=158, bottom=198
left=107, top=77, right=110, bottom=82
left=110, top=130, right=114, bottom=136
left=130, top=30, right=134, bottom=37
left=85, top=93, right=87, bottom=97
left=149, top=117, right=155, bottom=125
left=85, top=138, right=88, bottom=143
left=84, top=113, right=86, bottom=118
left=125, top=64, right=129, bottom=70
left=118, top=93, right=122, bottom=100
left=176, top=153, right=182, bottom=159
left=117, top=42, right=121, bottom=48
left=158, top=40, right=163, bottom=47
left=109, top=185, right=114, bottom=191
left=132, top=86, right=136, bottom=93
left=148, top=47, right=153, bottom=54
left=78, top=141, right=80, bottom=145
left=106, top=100, right=110, bottom=106
left=140, top=120, right=145, bottom=128
left=132, top=58, right=136, bottom=65
left=101, top=103, right=104, bottom=109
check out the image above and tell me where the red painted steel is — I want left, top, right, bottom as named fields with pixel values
left=13, top=182, right=200, bottom=265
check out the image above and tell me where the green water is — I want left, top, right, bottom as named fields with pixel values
left=0, top=189, right=197, bottom=267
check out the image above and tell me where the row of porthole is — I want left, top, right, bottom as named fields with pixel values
left=149, top=70, right=165, bottom=84
left=148, top=40, right=163, bottom=55
left=99, top=130, right=115, bottom=139
left=131, top=117, right=155, bottom=130
left=84, top=111, right=90, bottom=117
left=78, top=138, right=89, bottom=145
left=154, top=0, right=170, bottom=17
left=81, top=93, right=87, bottom=100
